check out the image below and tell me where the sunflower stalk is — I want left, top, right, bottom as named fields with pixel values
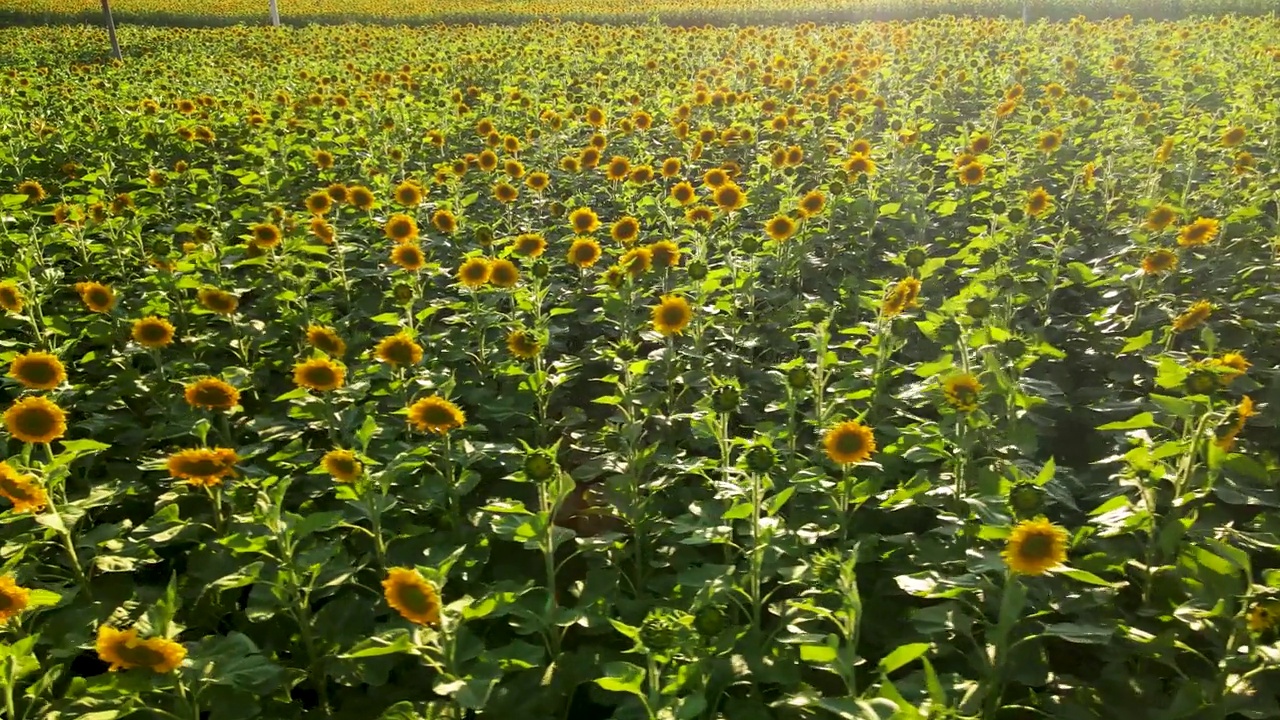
left=982, top=571, right=1027, bottom=718
left=41, top=443, right=90, bottom=598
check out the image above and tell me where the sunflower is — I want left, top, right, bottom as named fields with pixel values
left=1003, top=518, right=1069, bottom=575
left=305, top=192, right=332, bottom=216
left=349, top=185, right=376, bottom=211
left=1025, top=187, right=1054, bottom=218
left=432, top=208, right=457, bottom=234
left=882, top=277, right=922, bottom=317
left=520, top=172, right=549, bottom=193
left=488, top=259, right=519, bottom=288
left=9, top=352, right=66, bottom=390
left=513, top=233, right=546, bottom=258
left=384, top=214, right=419, bottom=243
left=477, top=150, right=499, bottom=172
left=1037, top=130, right=1062, bottom=153
left=670, top=182, right=697, bottom=206
left=797, top=190, right=826, bottom=218
left=506, top=329, right=542, bottom=359
left=0, top=576, right=31, bottom=624
left=1220, top=126, right=1247, bottom=147
left=611, top=217, right=640, bottom=245
left=604, top=156, right=631, bottom=182
left=569, top=207, right=600, bottom=235
left=958, top=161, right=986, bottom=186
left=943, top=374, right=983, bottom=411
left=1214, top=396, right=1256, bottom=451
left=844, top=154, right=876, bottom=179
left=305, top=325, right=346, bottom=356
left=407, top=396, right=465, bottom=434
left=166, top=447, right=238, bottom=486
left=375, top=333, right=423, bottom=367
left=493, top=182, right=519, bottom=204
left=1247, top=602, right=1280, bottom=633
left=394, top=180, right=424, bottom=207
left=503, top=159, right=525, bottom=179
left=183, top=377, right=240, bottom=411
left=390, top=243, right=425, bottom=272
left=1177, top=218, right=1220, bottom=247
left=309, top=218, right=335, bottom=244
left=458, top=257, right=491, bottom=288
left=661, top=157, right=682, bottom=177
left=702, top=168, right=729, bottom=188
left=1172, top=300, right=1213, bottom=333
left=0, top=282, right=24, bottom=314
left=712, top=183, right=746, bottom=212
left=250, top=223, right=282, bottom=249
left=4, top=396, right=66, bottom=445
left=619, top=248, right=652, bottom=278
left=0, top=461, right=48, bottom=513
left=1215, top=352, right=1250, bottom=383
left=685, top=206, right=715, bottom=225
left=765, top=215, right=796, bottom=242
left=96, top=626, right=187, bottom=673
left=648, top=240, right=680, bottom=268
left=293, top=358, right=346, bottom=392
left=568, top=238, right=602, bottom=268
left=652, top=295, right=692, bottom=336
left=1144, top=205, right=1177, bottom=232
left=850, top=138, right=873, bottom=156
left=198, top=288, right=239, bottom=315
left=1140, top=249, right=1178, bottom=275
left=823, top=420, right=876, bottom=465
left=75, top=282, right=116, bottom=313
left=322, top=449, right=362, bottom=483
left=383, top=567, right=441, bottom=625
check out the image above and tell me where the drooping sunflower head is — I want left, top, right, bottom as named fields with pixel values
left=458, top=257, right=491, bottom=288
left=823, top=420, right=876, bottom=465
left=305, top=325, right=346, bottom=356
left=197, top=288, right=239, bottom=316
left=1025, top=187, right=1054, bottom=218
left=569, top=207, right=600, bottom=235
left=568, top=238, right=602, bottom=268
left=75, top=282, right=116, bottom=313
left=382, top=567, right=441, bottom=625
left=166, top=447, right=239, bottom=486
left=0, top=575, right=31, bottom=623
left=0, top=281, right=24, bottom=314
left=488, top=259, right=519, bottom=288
left=183, top=377, right=240, bottom=411
left=1140, top=249, right=1178, bottom=275
left=293, top=357, right=346, bottom=392
left=506, top=329, right=542, bottom=359
left=375, top=333, right=424, bottom=367
left=384, top=213, right=419, bottom=243
left=652, top=295, right=693, bottom=336
left=322, top=449, right=362, bottom=483
left=764, top=215, right=796, bottom=242
left=390, top=243, right=425, bottom=272
left=4, top=396, right=66, bottom=445
left=513, top=233, right=546, bottom=258
left=943, top=373, right=983, bottom=412
left=1003, top=518, right=1069, bottom=576
left=1177, top=217, right=1220, bottom=247
left=610, top=216, right=640, bottom=245
left=407, top=396, right=465, bottom=435
left=1172, top=300, right=1213, bottom=333
left=95, top=625, right=187, bottom=673
left=0, top=462, right=48, bottom=514
left=1216, top=352, right=1250, bottom=383
left=9, top=352, right=66, bottom=391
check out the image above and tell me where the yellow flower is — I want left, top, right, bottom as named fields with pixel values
left=652, top=295, right=692, bottom=336
left=304, top=191, right=332, bottom=216
left=1003, top=518, right=1069, bottom=575
left=712, top=183, right=746, bottom=212
left=75, top=282, right=116, bottom=313
left=619, top=248, right=652, bottom=278
left=306, top=326, right=346, bottom=357
left=250, top=223, right=282, bottom=249
left=493, top=182, right=518, bottom=204
left=882, top=277, right=922, bottom=317
left=407, top=396, right=465, bottom=434
left=1177, top=218, right=1220, bottom=247
left=506, top=329, right=542, bottom=359
left=824, top=420, right=876, bottom=465
left=844, top=154, right=876, bottom=178
left=569, top=207, right=600, bottom=235
left=390, top=243, right=425, bottom=271
left=604, top=155, right=630, bottom=182
left=610, top=216, right=640, bottom=245
left=96, top=626, right=187, bottom=673
left=1172, top=300, right=1213, bottom=333
left=166, top=447, right=238, bottom=486
left=198, top=288, right=239, bottom=315
left=1215, top=396, right=1256, bottom=451
left=648, top=240, right=680, bottom=269
left=9, top=352, right=66, bottom=390
left=488, top=259, right=519, bottom=288
left=0, top=281, right=24, bottom=314
left=798, top=190, right=826, bottom=218
left=1247, top=601, right=1280, bottom=633
left=764, top=215, right=796, bottom=242
left=670, top=182, right=697, bottom=206
left=431, top=208, right=457, bottom=234
left=394, top=180, right=424, bottom=207
left=322, top=449, right=362, bottom=483
left=184, top=377, right=240, bottom=411
left=384, top=213, right=419, bottom=243
left=1025, top=187, right=1053, bottom=218
left=1143, top=205, right=1177, bottom=232
left=382, top=567, right=441, bottom=625
left=1140, top=249, right=1177, bottom=275
left=0, top=461, right=48, bottom=513
left=943, top=373, right=983, bottom=412
left=1215, top=352, right=1249, bottom=383
left=458, top=257, right=491, bottom=288
left=132, top=317, right=176, bottom=348
left=513, top=233, right=546, bottom=258
left=4, top=396, right=66, bottom=444
left=293, top=358, right=346, bottom=392
left=958, top=161, right=985, bottom=186
left=349, top=185, right=376, bottom=210
left=375, top=333, right=424, bottom=367
left=0, top=576, right=32, bottom=624
left=1220, top=126, right=1247, bottom=147
left=568, top=238, right=602, bottom=268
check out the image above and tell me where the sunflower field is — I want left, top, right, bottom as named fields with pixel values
left=1, top=13, right=1280, bottom=720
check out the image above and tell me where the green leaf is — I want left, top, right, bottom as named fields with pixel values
left=1097, top=412, right=1156, bottom=431
left=1040, top=622, right=1115, bottom=644
left=878, top=642, right=930, bottom=674
left=341, top=631, right=417, bottom=658
left=1120, top=330, right=1154, bottom=354
left=878, top=202, right=901, bottom=216
left=594, top=661, right=646, bottom=697
left=1054, top=567, right=1117, bottom=586
left=766, top=486, right=795, bottom=516
left=1032, top=457, right=1055, bottom=486
left=799, top=644, right=838, bottom=663
left=1149, top=393, right=1195, bottom=419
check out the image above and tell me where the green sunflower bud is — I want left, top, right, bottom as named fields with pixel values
left=712, top=386, right=740, bottom=413
left=787, top=366, right=810, bottom=390
left=745, top=445, right=775, bottom=474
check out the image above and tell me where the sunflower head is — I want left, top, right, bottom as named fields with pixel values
left=0, top=282, right=24, bottom=314
left=844, top=154, right=876, bottom=178
left=568, top=238, right=602, bottom=268
left=569, top=207, right=600, bottom=235
left=525, top=172, right=550, bottom=192
left=1003, top=518, right=1069, bottom=575
left=0, top=462, right=48, bottom=514
left=652, top=295, right=692, bottom=336
left=431, top=208, right=457, bottom=234
left=4, top=396, right=66, bottom=445
left=958, top=161, right=985, bottom=186
left=619, top=248, right=652, bottom=278
left=493, top=182, right=518, bottom=204
left=604, top=156, right=631, bottom=182
left=293, top=357, right=346, bottom=392
left=648, top=240, right=680, bottom=269
left=375, top=333, right=424, bottom=367
left=304, top=192, right=332, bottom=216
left=671, top=182, right=697, bottom=206
left=322, top=449, right=362, bottom=483
left=823, top=420, right=876, bottom=465
left=712, top=183, right=746, bottom=212
left=382, top=567, right=441, bottom=625
left=384, top=213, right=419, bottom=243
left=198, top=288, right=239, bottom=315
left=513, top=233, right=546, bottom=258
left=506, top=329, right=542, bottom=359
left=764, top=215, right=796, bottom=242
left=611, top=216, right=640, bottom=245
left=487, top=259, right=519, bottom=289
left=349, top=185, right=376, bottom=211
left=1177, top=217, right=1220, bottom=247
left=458, top=257, right=491, bottom=288
left=1220, top=126, right=1247, bottom=147
left=407, top=396, right=466, bottom=435
left=9, top=352, right=66, bottom=391
left=1140, top=249, right=1178, bottom=275
left=250, top=223, right=282, bottom=248
left=132, top=316, right=176, bottom=348
left=390, top=243, right=425, bottom=271
left=394, top=180, right=424, bottom=207
left=75, top=282, right=116, bottom=313
left=0, top=575, right=31, bottom=623
left=96, top=626, right=187, bottom=673
left=306, top=326, right=346, bottom=356
left=1172, top=300, right=1213, bottom=333
left=1025, top=187, right=1054, bottom=218
left=183, top=377, right=239, bottom=411
left=798, top=190, right=826, bottom=217
left=943, top=373, right=983, bottom=411
left=166, top=447, right=238, bottom=486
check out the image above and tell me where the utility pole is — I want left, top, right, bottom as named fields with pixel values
left=101, top=0, right=122, bottom=60
left=269, top=0, right=280, bottom=26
